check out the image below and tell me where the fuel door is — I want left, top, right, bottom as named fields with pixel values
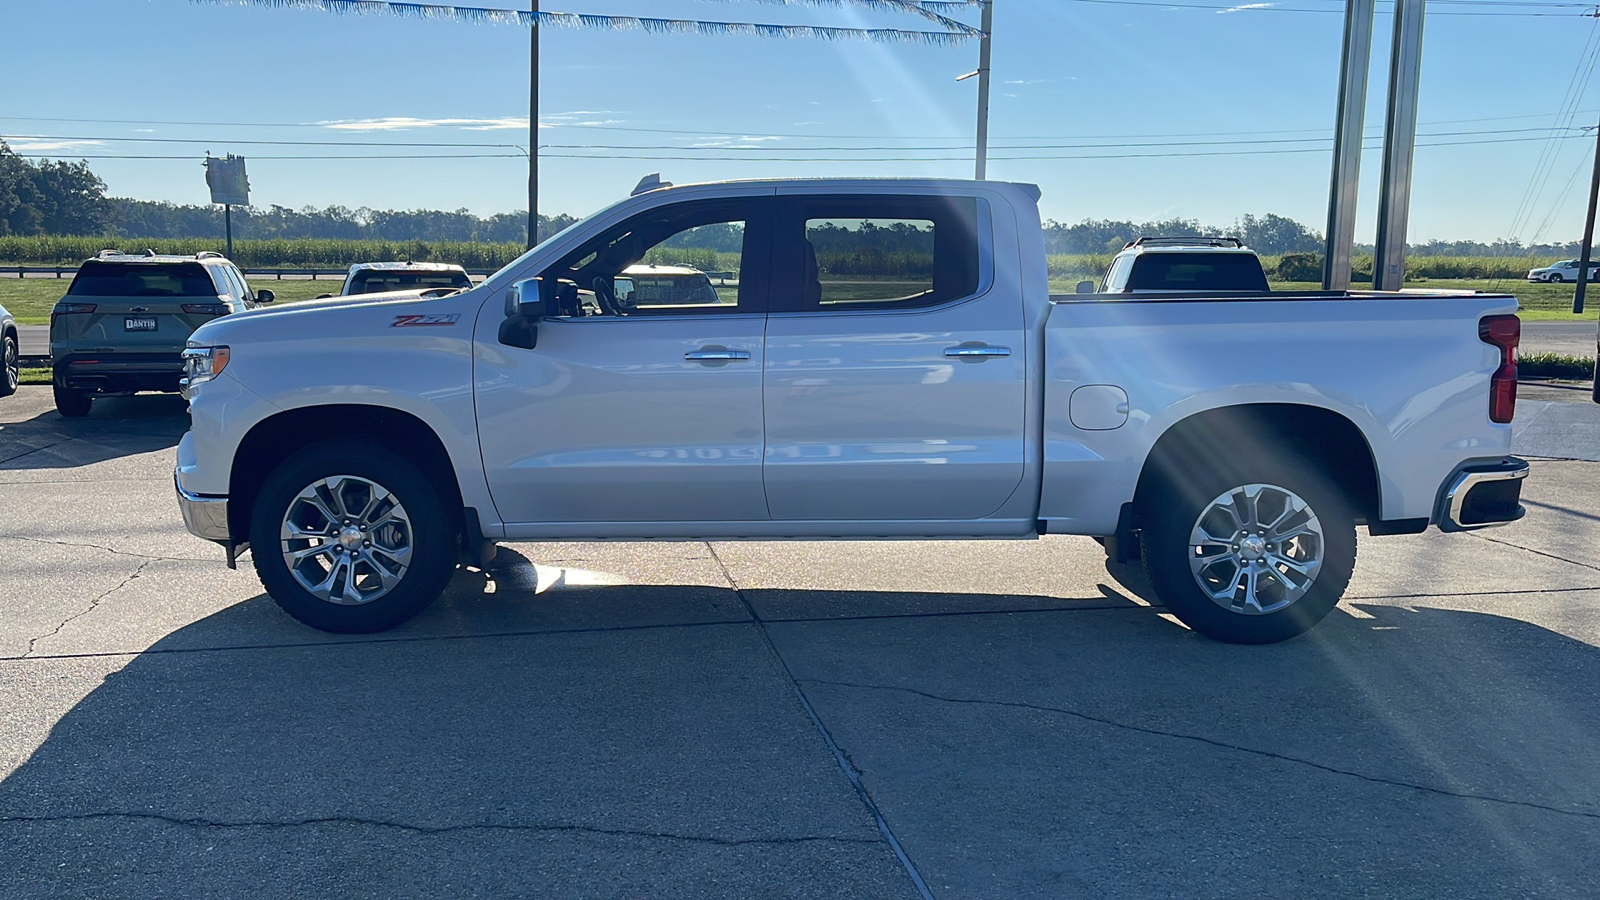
left=1069, top=384, right=1130, bottom=431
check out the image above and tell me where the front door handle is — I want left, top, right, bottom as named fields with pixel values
left=944, top=345, right=1011, bottom=358
left=685, top=348, right=752, bottom=361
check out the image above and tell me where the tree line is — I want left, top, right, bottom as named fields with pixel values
left=0, top=141, right=1590, bottom=258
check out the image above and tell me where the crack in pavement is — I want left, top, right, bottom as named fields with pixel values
left=24, top=559, right=155, bottom=658
left=1467, top=531, right=1600, bottom=574
left=0, top=810, right=879, bottom=846
left=704, top=543, right=936, bottom=900
left=4, top=534, right=208, bottom=563
left=801, top=678, right=1600, bottom=822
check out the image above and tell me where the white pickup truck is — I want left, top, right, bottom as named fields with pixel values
left=174, top=178, right=1528, bottom=644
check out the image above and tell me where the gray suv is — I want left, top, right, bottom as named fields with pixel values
left=50, top=251, right=272, bottom=417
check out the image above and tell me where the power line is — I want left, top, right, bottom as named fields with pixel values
left=1053, top=0, right=1596, bottom=15
left=14, top=131, right=1578, bottom=162
left=4, top=125, right=1582, bottom=153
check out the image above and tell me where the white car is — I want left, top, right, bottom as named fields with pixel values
left=337, top=261, right=473, bottom=296
left=1527, top=259, right=1600, bottom=283
left=1095, top=236, right=1269, bottom=293
left=176, top=177, right=1527, bottom=644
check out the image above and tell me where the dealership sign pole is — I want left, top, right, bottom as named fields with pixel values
left=203, top=154, right=250, bottom=258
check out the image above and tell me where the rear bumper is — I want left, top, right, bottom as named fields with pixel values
left=175, top=468, right=231, bottom=542
left=1437, top=457, right=1528, bottom=532
left=54, top=353, right=184, bottom=393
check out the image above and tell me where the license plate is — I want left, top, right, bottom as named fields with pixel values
left=124, top=317, right=158, bottom=332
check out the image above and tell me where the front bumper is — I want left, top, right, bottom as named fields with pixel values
left=1437, top=457, right=1528, bottom=532
left=175, top=468, right=230, bottom=542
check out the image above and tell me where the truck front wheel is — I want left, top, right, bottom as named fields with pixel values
left=1140, top=465, right=1355, bottom=643
left=250, top=441, right=459, bottom=633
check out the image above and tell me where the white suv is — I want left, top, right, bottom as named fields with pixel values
left=1094, top=237, right=1269, bottom=293
left=1527, top=259, right=1599, bottom=283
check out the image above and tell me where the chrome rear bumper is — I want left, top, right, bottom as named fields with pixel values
left=1438, top=458, right=1528, bottom=532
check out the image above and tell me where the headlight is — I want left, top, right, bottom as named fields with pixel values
left=180, top=344, right=230, bottom=396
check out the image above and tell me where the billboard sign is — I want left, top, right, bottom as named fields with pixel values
left=204, top=155, right=249, bottom=206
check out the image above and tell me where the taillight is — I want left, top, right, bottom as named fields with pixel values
left=50, top=302, right=96, bottom=327
left=182, top=303, right=231, bottom=316
left=1479, top=314, right=1520, bottom=424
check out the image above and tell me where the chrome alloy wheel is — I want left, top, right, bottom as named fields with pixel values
left=279, top=475, right=413, bottom=606
left=3, top=336, right=16, bottom=391
left=1187, top=483, right=1325, bottom=615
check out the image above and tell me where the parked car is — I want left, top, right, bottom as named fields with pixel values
left=0, top=302, right=17, bottom=398
left=616, top=264, right=725, bottom=309
left=50, top=250, right=272, bottom=417
left=332, top=262, right=473, bottom=298
left=1092, top=237, right=1270, bottom=293
left=176, top=178, right=1526, bottom=644
left=1527, top=259, right=1600, bottom=283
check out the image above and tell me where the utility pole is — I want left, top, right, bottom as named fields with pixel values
left=974, top=0, right=992, bottom=180
left=528, top=0, right=539, bottom=250
left=1573, top=120, right=1599, bottom=315
left=1322, top=0, right=1375, bottom=290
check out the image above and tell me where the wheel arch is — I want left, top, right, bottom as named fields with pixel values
left=228, top=404, right=466, bottom=542
left=1132, top=402, right=1381, bottom=528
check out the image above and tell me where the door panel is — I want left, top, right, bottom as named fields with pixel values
left=476, top=315, right=769, bottom=524
left=763, top=298, right=1027, bottom=520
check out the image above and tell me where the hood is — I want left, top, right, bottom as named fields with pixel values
left=188, top=286, right=475, bottom=346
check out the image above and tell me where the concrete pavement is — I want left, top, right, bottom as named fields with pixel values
left=1, top=386, right=1599, bottom=898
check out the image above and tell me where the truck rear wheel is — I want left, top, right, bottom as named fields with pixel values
left=250, top=441, right=459, bottom=633
left=1140, top=463, right=1355, bottom=643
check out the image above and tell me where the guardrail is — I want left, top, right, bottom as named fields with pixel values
left=2, top=265, right=501, bottom=280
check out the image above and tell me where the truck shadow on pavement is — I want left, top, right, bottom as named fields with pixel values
left=3, top=561, right=1599, bottom=897
left=0, top=394, right=187, bottom=469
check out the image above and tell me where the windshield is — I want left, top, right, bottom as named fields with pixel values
left=1125, top=253, right=1269, bottom=292
left=68, top=261, right=217, bottom=297
left=347, top=271, right=471, bottom=295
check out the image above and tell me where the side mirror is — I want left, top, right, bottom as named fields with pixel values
left=503, top=277, right=546, bottom=319
left=255, top=289, right=275, bottom=304
left=499, top=277, right=544, bottom=350
left=315, top=293, right=333, bottom=300
left=1076, top=281, right=1095, bottom=294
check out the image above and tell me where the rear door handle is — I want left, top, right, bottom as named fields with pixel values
left=685, top=349, right=752, bottom=361
left=944, top=345, right=1011, bottom=358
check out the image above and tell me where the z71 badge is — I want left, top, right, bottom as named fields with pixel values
left=391, top=313, right=461, bottom=328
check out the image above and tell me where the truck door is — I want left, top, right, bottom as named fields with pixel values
left=761, top=193, right=1027, bottom=521
left=475, top=197, right=774, bottom=526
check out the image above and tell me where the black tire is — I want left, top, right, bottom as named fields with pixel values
left=0, top=332, right=18, bottom=397
left=1550, top=273, right=1565, bottom=283
left=250, top=440, right=459, bottom=633
left=52, top=377, right=91, bottom=417
left=1140, top=460, right=1356, bottom=644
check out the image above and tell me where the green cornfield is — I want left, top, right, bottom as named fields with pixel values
left=0, top=235, right=1564, bottom=284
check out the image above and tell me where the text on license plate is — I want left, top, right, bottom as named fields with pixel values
left=124, top=317, right=158, bottom=332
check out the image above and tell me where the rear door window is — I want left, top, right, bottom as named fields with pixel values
left=771, top=196, right=983, bottom=313
left=69, top=262, right=218, bottom=297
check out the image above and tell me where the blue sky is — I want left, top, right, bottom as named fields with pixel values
left=4, top=0, right=1597, bottom=242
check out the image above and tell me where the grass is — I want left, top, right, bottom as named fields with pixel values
left=1519, top=352, right=1595, bottom=380
left=0, top=276, right=347, bottom=324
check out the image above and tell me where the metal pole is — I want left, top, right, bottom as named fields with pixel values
left=1373, top=0, right=1426, bottom=291
left=224, top=204, right=233, bottom=259
left=528, top=0, right=539, bottom=250
left=1573, top=120, right=1600, bottom=315
left=974, top=0, right=992, bottom=180
left=1323, top=0, right=1375, bottom=290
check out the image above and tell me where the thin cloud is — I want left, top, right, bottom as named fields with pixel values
left=320, top=117, right=528, bottom=131
left=1217, top=2, right=1274, bottom=12
left=689, top=136, right=784, bottom=148
left=3, top=138, right=105, bottom=153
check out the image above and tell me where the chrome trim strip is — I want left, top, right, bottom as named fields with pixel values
left=175, top=469, right=231, bottom=542
left=1443, top=463, right=1528, bottom=531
